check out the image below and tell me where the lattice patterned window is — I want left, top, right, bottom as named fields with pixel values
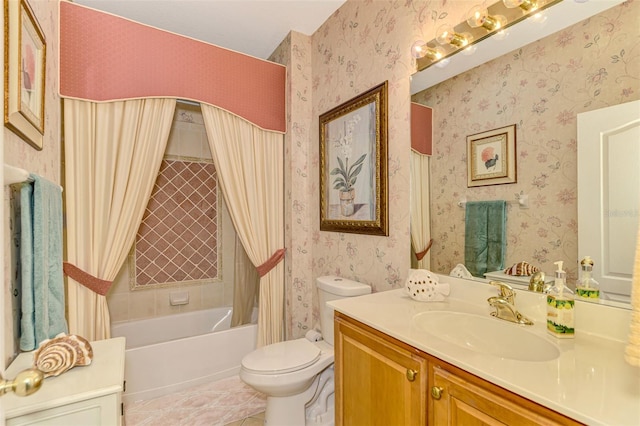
left=132, top=158, right=220, bottom=288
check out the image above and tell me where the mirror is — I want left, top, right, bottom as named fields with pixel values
left=577, top=100, right=640, bottom=303
left=409, top=0, right=637, bottom=307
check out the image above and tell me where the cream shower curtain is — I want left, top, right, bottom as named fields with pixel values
left=410, top=150, right=432, bottom=270
left=231, top=235, right=260, bottom=327
left=201, top=105, right=284, bottom=347
left=64, top=98, right=176, bottom=341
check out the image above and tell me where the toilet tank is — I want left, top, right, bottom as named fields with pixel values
left=317, top=276, right=371, bottom=346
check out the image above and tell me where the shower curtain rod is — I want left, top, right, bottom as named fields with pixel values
left=177, top=99, right=200, bottom=106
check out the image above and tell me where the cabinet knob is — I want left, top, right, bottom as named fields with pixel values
left=431, top=386, right=444, bottom=400
left=406, top=369, right=418, bottom=382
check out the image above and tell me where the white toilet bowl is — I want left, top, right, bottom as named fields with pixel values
left=240, top=276, right=371, bottom=426
left=240, top=339, right=335, bottom=426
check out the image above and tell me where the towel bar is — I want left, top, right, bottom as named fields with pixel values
left=4, top=164, right=29, bottom=185
left=4, top=164, right=63, bottom=191
left=458, top=195, right=528, bottom=209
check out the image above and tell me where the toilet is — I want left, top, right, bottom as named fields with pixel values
left=240, top=276, right=371, bottom=426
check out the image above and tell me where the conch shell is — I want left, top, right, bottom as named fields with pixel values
left=33, top=333, right=93, bottom=378
left=504, top=261, right=539, bottom=276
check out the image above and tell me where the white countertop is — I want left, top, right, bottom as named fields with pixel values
left=3, top=337, right=126, bottom=419
left=329, top=275, right=640, bottom=426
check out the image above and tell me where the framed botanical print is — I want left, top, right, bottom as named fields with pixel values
left=319, top=81, right=388, bottom=236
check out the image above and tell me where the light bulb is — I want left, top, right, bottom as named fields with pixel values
left=467, top=7, right=507, bottom=31
left=502, top=0, right=538, bottom=11
left=467, top=7, right=489, bottom=27
left=411, top=40, right=427, bottom=59
left=435, top=25, right=470, bottom=47
left=423, top=47, right=445, bottom=61
left=411, top=41, right=444, bottom=62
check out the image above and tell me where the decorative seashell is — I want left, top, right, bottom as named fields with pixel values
left=504, top=261, right=539, bottom=276
left=450, top=263, right=472, bottom=279
left=33, top=333, right=93, bottom=378
left=405, top=269, right=450, bottom=302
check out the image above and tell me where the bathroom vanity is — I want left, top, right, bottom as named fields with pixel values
left=3, top=337, right=125, bottom=426
left=330, top=275, right=639, bottom=425
left=335, top=313, right=577, bottom=425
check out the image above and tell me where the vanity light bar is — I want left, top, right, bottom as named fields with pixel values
left=415, top=0, right=563, bottom=72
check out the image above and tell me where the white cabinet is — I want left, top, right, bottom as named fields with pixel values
left=3, top=337, right=125, bottom=426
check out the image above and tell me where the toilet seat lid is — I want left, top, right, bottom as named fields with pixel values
left=242, top=339, right=321, bottom=374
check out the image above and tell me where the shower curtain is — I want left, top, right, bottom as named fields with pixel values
left=410, top=150, right=432, bottom=270
left=201, top=105, right=285, bottom=347
left=232, top=235, right=260, bottom=327
left=64, top=98, right=176, bottom=340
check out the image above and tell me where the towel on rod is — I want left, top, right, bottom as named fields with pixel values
left=464, top=200, right=507, bottom=278
left=19, top=174, right=68, bottom=351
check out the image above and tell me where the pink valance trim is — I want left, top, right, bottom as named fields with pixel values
left=256, top=248, right=286, bottom=278
left=59, top=2, right=286, bottom=133
left=63, top=262, right=112, bottom=296
left=411, top=103, right=433, bottom=155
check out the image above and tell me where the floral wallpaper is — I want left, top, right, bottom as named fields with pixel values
left=271, top=32, right=317, bottom=339
left=1, top=0, right=637, bottom=348
left=3, top=0, right=61, bottom=362
left=309, top=1, right=415, bottom=331
left=412, top=1, right=640, bottom=283
left=283, top=0, right=639, bottom=334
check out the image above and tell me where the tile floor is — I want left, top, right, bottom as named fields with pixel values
left=124, top=375, right=266, bottom=426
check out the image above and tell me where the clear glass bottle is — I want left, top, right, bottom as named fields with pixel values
left=576, top=256, right=600, bottom=301
left=546, top=261, right=575, bottom=338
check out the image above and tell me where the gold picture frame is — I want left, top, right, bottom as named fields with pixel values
left=4, top=0, right=46, bottom=150
left=467, top=124, right=517, bottom=187
left=319, top=81, right=388, bottom=236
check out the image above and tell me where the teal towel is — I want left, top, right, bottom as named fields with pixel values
left=20, top=174, right=68, bottom=351
left=464, top=201, right=507, bottom=278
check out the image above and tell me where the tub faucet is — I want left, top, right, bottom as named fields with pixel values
left=487, top=281, right=533, bottom=325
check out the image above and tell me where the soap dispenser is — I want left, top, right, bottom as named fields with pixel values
left=546, top=261, right=575, bottom=338
left=576, top=256, right=600, bottom=301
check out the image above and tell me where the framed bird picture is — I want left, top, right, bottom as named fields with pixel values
left=467, top=124, right=517, bottom=187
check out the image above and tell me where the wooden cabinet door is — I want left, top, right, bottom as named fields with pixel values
left=335, top=315, right=427, bottom=426
left=430, top=365, right=578, bottom=426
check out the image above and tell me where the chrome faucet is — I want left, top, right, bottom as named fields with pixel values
left=487, top=281, right=533, bottom=325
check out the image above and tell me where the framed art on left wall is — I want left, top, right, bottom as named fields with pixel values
left=4, top=0, right=46, bottom=150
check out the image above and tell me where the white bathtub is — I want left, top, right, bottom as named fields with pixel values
left=111, top=307, right=257, bottom=403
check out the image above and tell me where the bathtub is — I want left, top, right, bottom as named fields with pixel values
left=111, top=307, right=258, bottom=403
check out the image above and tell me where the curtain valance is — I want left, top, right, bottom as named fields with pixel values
left=411, top=103, right=432, bottom=155
left=59, top=2, right=286, bottom=133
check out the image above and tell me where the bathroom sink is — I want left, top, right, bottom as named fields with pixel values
left=413, top=311, right=560, bottom=362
